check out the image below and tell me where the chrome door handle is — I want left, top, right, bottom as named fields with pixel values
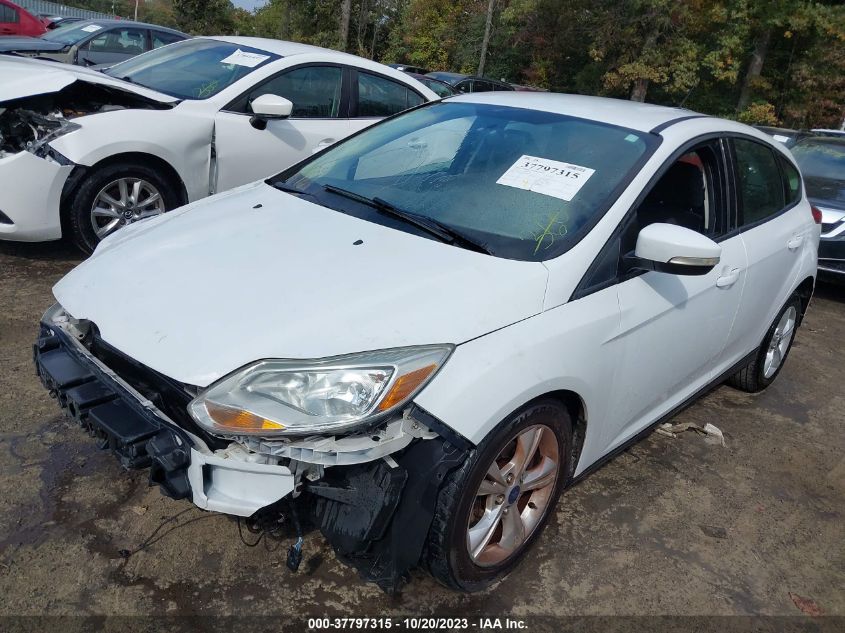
left=716, top=268, right=741, bottom=288
left=787, top=235, right=803, bottom=250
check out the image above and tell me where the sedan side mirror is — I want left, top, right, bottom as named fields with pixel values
left=625, top=222, right=721, bottom=276
left=249, top=94, right=293, bottom=130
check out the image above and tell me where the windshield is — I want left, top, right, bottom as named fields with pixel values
left=792, top=141, right=845, bottom=182
left=42, top=21, right=105, bottom=44
left=275, top=101, right=657, bottom=261
left=105, top=39, right=279, bottom=100
left=421, top=78, right=454, bottom=98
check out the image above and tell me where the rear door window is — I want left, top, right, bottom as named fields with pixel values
left=356, top=72, right=423, bottom=117
left=152, top=30, right=183, bottom=49
left=733, top=138, right=787, bottom=227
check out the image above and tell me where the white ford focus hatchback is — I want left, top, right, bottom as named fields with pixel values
left=34, top=93, right=819, bottom=593
left=0, top=37, right=437, bottom=252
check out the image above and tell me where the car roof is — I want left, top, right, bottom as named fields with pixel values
left=443, top=91, right=703, bottom=134
left=426, top=71, right=469, bottom=83
left=205, top=36, right=374, bottom=60
left=70, top=18, right=185, bottom=34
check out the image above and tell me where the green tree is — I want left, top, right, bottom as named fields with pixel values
left=172, top=0, right=236, bottom=34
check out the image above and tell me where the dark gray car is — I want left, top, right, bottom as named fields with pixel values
left=425, top=71, right=514, bottom=94
left=791, top=135, right=845, bottom=278
left=0, top=19, right=187, bottom=66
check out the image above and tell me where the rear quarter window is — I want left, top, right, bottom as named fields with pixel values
left=779, top=156, right=801, bottom=206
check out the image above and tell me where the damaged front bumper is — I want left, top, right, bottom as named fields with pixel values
left=33, top=312, right=297, bottom=516
left=33, top=306, right=470, bottom=592
left=0, top=150, right=73, bottom=241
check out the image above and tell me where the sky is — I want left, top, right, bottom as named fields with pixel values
left=232, top=0, right=268, bottom=11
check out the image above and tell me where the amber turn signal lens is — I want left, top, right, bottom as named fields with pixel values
left=205, top=402, right=285, bottom=431
left=377, top=363, right=437, bottom=411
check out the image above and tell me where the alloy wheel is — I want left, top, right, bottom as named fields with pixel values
left=763, top=305, right=797, bottom=378
left=467, top=424, right=560, bottom=567
left=90, top=177, right=166, bottom=239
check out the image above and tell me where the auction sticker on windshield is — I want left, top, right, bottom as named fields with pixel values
left=81, top=24, right=102, bottom=32
left=497, top=155, right=595, bottom=201
left=221, top=49, right=271, bottom=68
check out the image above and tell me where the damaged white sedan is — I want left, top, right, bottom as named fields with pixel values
left=34, top=94, right=818, bottom=593
left=0, top=37, right=436, bottom=252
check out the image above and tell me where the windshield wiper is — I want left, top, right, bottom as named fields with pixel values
left=323, top=184, right=493, bottom=255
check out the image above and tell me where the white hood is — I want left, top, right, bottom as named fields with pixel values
left=0, top=56, right=177, bottom=103
left=54, top=183, right=549, bottom=386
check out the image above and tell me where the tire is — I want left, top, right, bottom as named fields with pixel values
left=425, top=400, right=571, bottom=592
left=67, top=161, right=181, bottom=254
left=728, top=295, right=801, bottom=393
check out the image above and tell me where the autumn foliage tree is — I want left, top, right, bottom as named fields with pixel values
left=88, top=0, right=844, bottom=128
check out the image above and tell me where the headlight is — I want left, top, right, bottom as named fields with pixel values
left=188, top=345, right=453, bottom=437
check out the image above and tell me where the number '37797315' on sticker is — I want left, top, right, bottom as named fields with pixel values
left=496, top=155, right=595, bottom=201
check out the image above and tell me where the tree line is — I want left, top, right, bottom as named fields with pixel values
left=72, top=0, right=845, bottom=128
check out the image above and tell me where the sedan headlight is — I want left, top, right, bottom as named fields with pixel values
left=188, top=345, right=453, bottom=436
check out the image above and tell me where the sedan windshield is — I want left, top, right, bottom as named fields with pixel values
left=41, top=21, right=106, bottom=44
left=105, top=39, right=279, bottom=100
left=276, top=101, right=657, bottom=260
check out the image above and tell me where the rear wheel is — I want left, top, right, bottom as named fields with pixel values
left=68, top=162, right=180, bottom=254
left=425, top=400, right=571, bottom=592
left=728, top=295, right=800, bottom=393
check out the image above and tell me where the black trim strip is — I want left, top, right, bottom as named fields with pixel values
left=408, top=403, right=474, bottom=452
left=649, top=114, right=709, bottom=135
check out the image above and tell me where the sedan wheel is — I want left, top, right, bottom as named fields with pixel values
left=426, top=400, right=571, bottom=592
left=68, top=161, right=180, bottom=254
left=728, top=295, right=802, bottom=393
left=762, top=305, right=797, bottom=378
left=467, top=424, right=560, bottom=567
left=90, top=178, right=166, bottom=240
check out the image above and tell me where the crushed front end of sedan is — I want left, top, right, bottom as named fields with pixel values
left=33, top=303, right=470, bottom=594
left=0, top=56, right=176, bottom=242
left=0, top=81, right=169, bottom=159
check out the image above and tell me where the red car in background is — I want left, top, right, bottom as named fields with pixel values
left=0, top=0, right=46, bottom=36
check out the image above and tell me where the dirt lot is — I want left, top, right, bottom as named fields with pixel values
left=1, top=239, right=843, bottom=623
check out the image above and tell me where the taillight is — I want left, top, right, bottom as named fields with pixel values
left=811, top=206, right=822, bottom=224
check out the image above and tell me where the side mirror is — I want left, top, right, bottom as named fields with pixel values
left=249, top=94, right=293, bottom=130
left=625, top=222, right=720, bottom=276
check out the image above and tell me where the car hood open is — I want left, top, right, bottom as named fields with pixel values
left=53, top=182, right=549, bottom=387
left=0, top=55, right=178, bottom=103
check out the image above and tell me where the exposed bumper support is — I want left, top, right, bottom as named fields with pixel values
left=33, top=324, right=295, bottom=516
left=34, top=312, right=470, bottom=592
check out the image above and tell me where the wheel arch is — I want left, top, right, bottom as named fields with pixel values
left=59, top=152, right=189, bottom=239
left=513, top=389, right=588, bottom=482
left=541, top=390, right=587, bottom=481
left=60, top=152, right=189, bottom=227
left=793, top=275, right=815, bottom=325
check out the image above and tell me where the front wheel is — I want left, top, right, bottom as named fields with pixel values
left=728, top=295, right=800, bottom=393
left=67, top=162, right=180, bottom=254
left=425, top=400, right=571, bottom=592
